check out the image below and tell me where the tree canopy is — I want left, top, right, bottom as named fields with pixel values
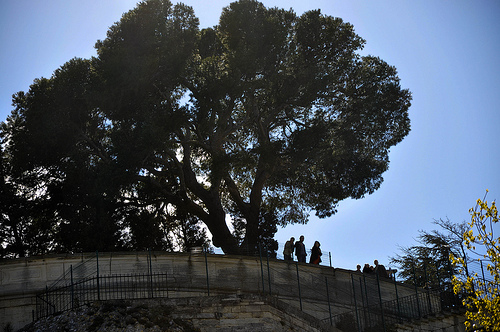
left=0, top=0, right=411, bottom=256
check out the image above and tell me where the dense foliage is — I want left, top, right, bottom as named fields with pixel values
left=0, top=0, right=411, bottom=256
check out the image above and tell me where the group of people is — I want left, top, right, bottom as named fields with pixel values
left=356, top=259, right=390, bottom=278
left=282, top=236, right=322, bottom=265
left=281, top=237, right=391, bottom=278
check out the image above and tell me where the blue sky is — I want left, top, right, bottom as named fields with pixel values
left=1, top=0, right=499, bottom=270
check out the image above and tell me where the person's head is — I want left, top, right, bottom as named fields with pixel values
left=357, top=264, right=361, bottom=270
left=374, top=259, right=379, bottom=266
left=290, top=237, right=295, bottom=242
left=299, top=235, right=304, bottom=242
left=314, top=241, right=320, bottom=247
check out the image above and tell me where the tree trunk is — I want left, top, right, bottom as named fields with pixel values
left=202, top=195, right=240, bottom=255
left=241, top=208, right=260, bottom=255
left=240, top=163, right=270, bottom=255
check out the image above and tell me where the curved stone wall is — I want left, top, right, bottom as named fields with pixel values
left=0, top=252, right=422, bottom=331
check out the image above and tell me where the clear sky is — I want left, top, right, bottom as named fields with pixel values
left=1, top=0, right=499, bottom=270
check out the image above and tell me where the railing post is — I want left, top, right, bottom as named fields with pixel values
left=359, top=277, right=367, bottom=328
left=362, top=275, right=371, bottom=326
left=326, top=277, right=332, bottom=326
left=70, top=265, right=74, bottom=309
left=45, top=286, right=49, bottom=317
left=165, top=262, right=169, bottom=298
left=265, top=246, right=272, bottom=295
left=480, top=260, right=487, bottom=293
left=412, top=263, right=421, bottom=318
left=148, top=248, right=154, bottom=298
left=329, top=252, right=332, bottom=267
left=394, top=273, right=402, bottom=322
left=96, top=251, right=100, bottom=301
left=204, top=249, right=210, bottom=296
left=295, top=262, right=303, bottom=311
left=259, top=244, right=265, bottom=293
left=376, top=272, right=386, bottom=331
left=350, top=274, right=362, bottom=332
left=424, top=261, right=432, bottom=314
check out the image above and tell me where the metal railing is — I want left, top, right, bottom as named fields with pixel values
left=328, top=279, right=448, bottom=332
left=327, top=263, right=464, bottom=332
left=36, top=272, right=169, bottom=318
left=34, top=249, right=463, bottom=331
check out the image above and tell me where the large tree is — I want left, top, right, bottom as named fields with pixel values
left=2, top=0, right=411, bottom=255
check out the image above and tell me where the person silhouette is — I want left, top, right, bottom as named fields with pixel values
left=374, top=259, right=389, bottom=278
left=294, top=235, right=307, bottom=263
left=309, top=241, right=322, bottom=264
left=283, top=237, right=295, bottom=261
left=362, top=263, right=373, bottom=274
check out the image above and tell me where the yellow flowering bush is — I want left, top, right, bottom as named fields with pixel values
left=451, top=191, right=499, bottom=331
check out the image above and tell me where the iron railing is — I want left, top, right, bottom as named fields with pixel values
left=36, top=272, right=169, bottom=318
left=34, top=249, right=463, bottom=332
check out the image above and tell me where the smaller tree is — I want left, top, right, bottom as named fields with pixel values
left=451, top=192, right=500, bottom=331
left=390, top=218, right=467, bottom=291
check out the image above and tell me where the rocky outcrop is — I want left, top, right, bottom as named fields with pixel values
left=18, top=299, right=197, bottom=332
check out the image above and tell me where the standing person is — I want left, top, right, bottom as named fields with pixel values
left=374, top=259, right=389, bottom=278
left=283, top=237, right=295, bottom=261
left=309, top=241, right=322, bottom=264
left=294, top=235, right=307, bottom=263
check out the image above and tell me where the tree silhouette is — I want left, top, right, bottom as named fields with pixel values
left=1, top=0, right=411, bottom=255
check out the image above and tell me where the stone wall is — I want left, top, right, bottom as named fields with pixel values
left=0, top=252, right=440, bottom=331
left=166, top=294, right=337, bottom=332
